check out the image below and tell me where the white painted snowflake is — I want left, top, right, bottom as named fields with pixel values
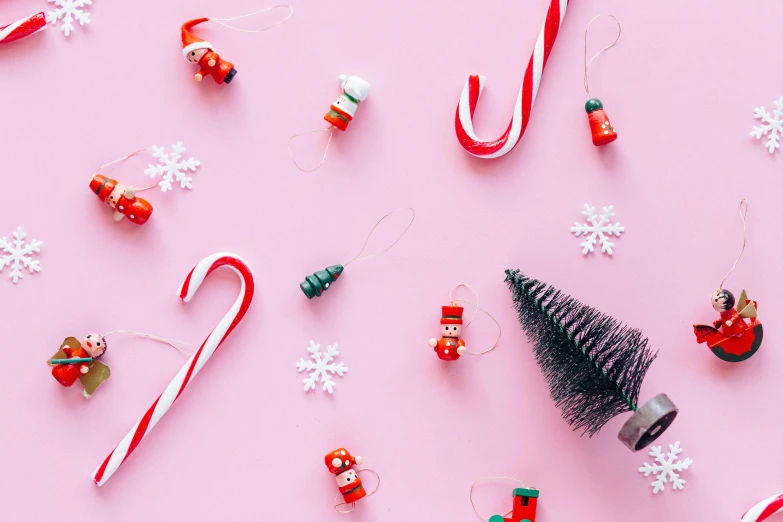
left=143, top=142, right=201, bottom=192
left=751, top=97, right=783, bottom=154
left=638, top=441, right=693, bottom=494
left=46, top=0, right=92, bottom=37
left=0, top=227, right=43, bottom=284
left=296, top=340, right=348, bottom=394
left=570, top=204, right=625, bottom=255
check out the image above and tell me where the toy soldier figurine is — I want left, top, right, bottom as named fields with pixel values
left=429, top=305, right=467, bottom=361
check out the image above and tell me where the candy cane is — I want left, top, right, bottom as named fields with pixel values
left=92, top=252, right=255, bottom=486
left=455, top=0, right=569, bottom=159
left=741, top=493, right=783, bottom=522
left=0, top=12, right=46, bottom=45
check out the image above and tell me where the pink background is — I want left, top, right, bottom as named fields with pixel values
left=2, top=0, right=783, bottom=520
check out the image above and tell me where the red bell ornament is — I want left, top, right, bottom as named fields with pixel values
left=586, top=98, right=617, bottom=146
left=490, top=488, right=540, bottom=522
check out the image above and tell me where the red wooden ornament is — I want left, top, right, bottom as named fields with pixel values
left=90, top=174, right=154, bottom=225
left=694, top=289, right=763, bottom=362
left=585, top=98, right=617, bottom=146
left=181, top=19, right=237, bottom=85
left=489, top=488, right=540, bottom=522
left=429, top=305, right=467, bottom=361
left=325, top=448, right=367, bottom=505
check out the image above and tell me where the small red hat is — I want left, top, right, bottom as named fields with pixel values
left=90, top=174, right=116, bottom=202
left=440, top=305, right=464, bottom=325
left=325, top=448, right=362, bottom=475
left=181, top=18, right=214, bottom=61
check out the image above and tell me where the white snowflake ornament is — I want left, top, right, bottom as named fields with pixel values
left=638, top=441, right=693, bottom=494
left=571, top=204, right=625, bottom=255
left=296, top=340, right=348, bottom=394
left=144, top=142, right=201, bottom=192
left=751, top=97, right=783, bottom=154
left=46, top=0, right=92, bottom=37
left=0, top=227, right=43, bottom=284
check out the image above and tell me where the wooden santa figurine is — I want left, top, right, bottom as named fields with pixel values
left=181, top=18, right=237, bottom=85
left=90, top=174, right=153, bottom=225
left=325, top=448, right=367, bottom=505
left=429, top=305, right=467, bottom=361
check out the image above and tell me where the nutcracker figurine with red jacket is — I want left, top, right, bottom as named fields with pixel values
left=429, top=305, right=467, bottom=361
left=181, top=18, right=237, bottom=85
left=90, top=174, right=153, bottom=225
left=325, top=448, right=367, bottom=505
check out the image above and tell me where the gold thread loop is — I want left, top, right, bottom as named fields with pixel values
left=102, top=330, right=195, bottom=357
left=92, top=149, right=158, bottom=192
left=584, top=14, right=621, bottom=98
left=719, top=198, right=749, bottom=290
left=343, top=208, right=416, bottom=267
left=287, top=126, right=335, bottom=173
left=212, top=5, right=294, bottom=33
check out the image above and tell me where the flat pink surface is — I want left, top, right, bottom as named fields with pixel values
left=2, top=0, right=783, bottom=520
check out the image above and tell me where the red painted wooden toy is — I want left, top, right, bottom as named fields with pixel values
left=325, top=448, right=366, bottom=505
left=429, top=305, right=467, bottom=361
left=694, top=289, right=763, bottom=362
left=324, top=75, right=371, bottom=131
left=585, top=98, right=617, bottom=146
left=49, top=334, right=111, bottom=399
left=90, top=174, right=154, bottom=225
left=489, top=488, right=540, bottom=522
left=182, top=19, right=237, bottom=85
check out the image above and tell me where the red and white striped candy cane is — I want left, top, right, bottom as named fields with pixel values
left=742, top=493, right=783, bottom=522
left=455, top=0, right=570, bottom=159
left=0, top=12, right=46, bottom=45
left=92, top=252, right=255, bottom=486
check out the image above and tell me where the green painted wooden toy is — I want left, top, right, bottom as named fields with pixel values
left=300, top=265, right=344, bottom=299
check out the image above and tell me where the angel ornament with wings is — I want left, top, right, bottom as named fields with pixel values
left=694, top=289, right=763, bottom=362
left=49, top=335, right=111, bottom=399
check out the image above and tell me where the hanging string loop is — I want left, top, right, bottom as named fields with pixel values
left=92, top=149, right=158, bottom=192
left=719, top=198, right=749, bottom=290
left=343, top=208, right=416, bottom=267
left=287, top=126, right=335, bottom=173
left=211, top=5, right=294, bottom=33
left=102, top=329, right=196, bottom=357
left=584, top=14, right=622, bottom=98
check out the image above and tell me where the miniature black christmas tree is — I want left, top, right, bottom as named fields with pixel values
left=504, top=269, right=678, bottom=451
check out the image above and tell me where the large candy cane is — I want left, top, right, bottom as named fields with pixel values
left=455, top=0, right=570, bottom=159
left=742, top=493, right=783, bottom=522
left=0, top=12, right=46, bottom=45
left=92, top=253, right=255, bottom=486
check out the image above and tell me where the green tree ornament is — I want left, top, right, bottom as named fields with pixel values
left=300, top=265, right=344, bottom=299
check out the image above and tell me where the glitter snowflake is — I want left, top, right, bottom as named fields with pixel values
left=296, top=340, right=348, bottom=394
left=750, top=97, right=783, bottom=154
left=46, top=0, right=92, bottom=37
left=570, top=204, right=625, bottom=256
left=0, top=227, right=43, bottom=284
left=638, top=441, right=693, bottom=494
left=143, top=142, right=201, bottom=192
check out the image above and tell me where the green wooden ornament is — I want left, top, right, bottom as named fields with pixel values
left=300, top=264, right=344, bottom=299
left=489, top=516, right=505, bottom=522
left=585, top=97, right=603, bottom=113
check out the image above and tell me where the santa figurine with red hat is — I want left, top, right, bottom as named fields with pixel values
left=325, top=448, right=367, bottom=505
left=429, top=305, right=467, bottom=361
left=181, top=18, right=237, bottom=85
left=89, top=174, right=153, bottom=225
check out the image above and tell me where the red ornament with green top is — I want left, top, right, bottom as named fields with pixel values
left=489, top=488, right=539, bottom=522
left=586, top=98, right=617, bottom=146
